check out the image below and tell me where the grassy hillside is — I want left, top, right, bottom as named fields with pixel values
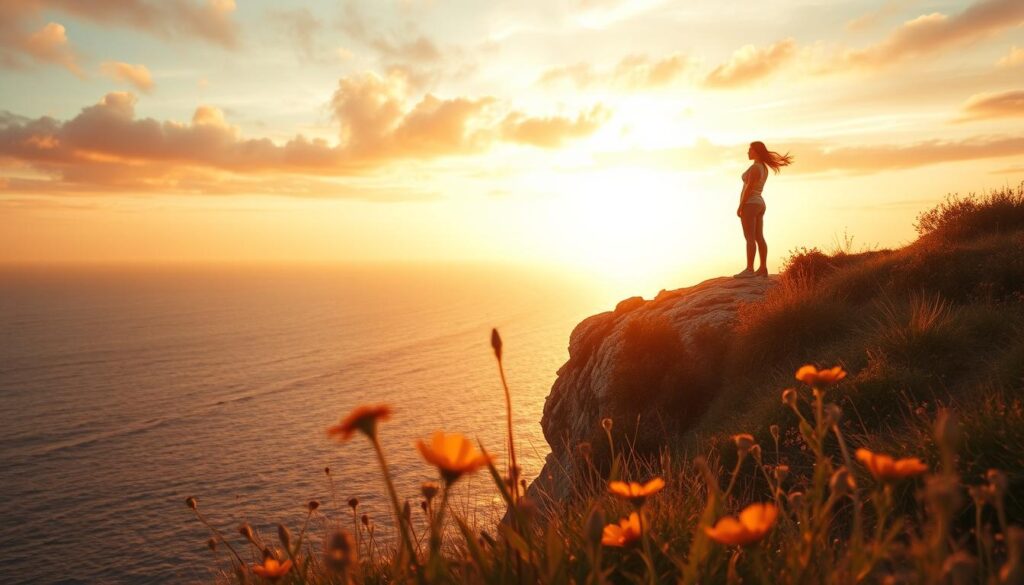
left=188, top=184, right=1024, bottom=584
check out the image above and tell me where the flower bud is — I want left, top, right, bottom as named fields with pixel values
left=308, top=500, right=320, bottom=512
left=829, top=467, right=855, bottom=497
left=491, top=328, right=503, bottom=361
left=207, top=537, right=217, bottom=552
left=782, top=388, right=798, bottom=407
left=774, top=464, right=790, bottom=484
left=348, top=497, right=359, bottom=510
left=788, top=491, right=805, bottom=508
left=732, top=433, right=755, bottom=456
left=584, top=505, right=606, bottom=546
left=749, top=444, right=762, bottom=462
left=769, top=425, right=780, bottom=442
left=987, top=469, right=1008, bottom=500
left=601, top=418, right=613, bottom=432
left=421, top=482, right=440, bottom=501
left=185, top=496, right=197, bottom=510
left=823, top=404, right=842, bottom=427
left=239, top=523, right=257, bottom=545
left=277, top=524, right=292, bottom=551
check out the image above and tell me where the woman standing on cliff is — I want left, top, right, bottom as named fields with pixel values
left=734, top=141, right=793, bottom=278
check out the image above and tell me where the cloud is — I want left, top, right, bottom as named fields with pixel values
left=0, top=80, right=608, bottom=197
left=998, top=45, right=1024, bottom=68
left=44, top=0, right=240, bottom=48
left=845, top=0, right=917, bottom=32
left=840, top=0, right=1024, bottom=68
left=270, top=7, right=322, bottom=61
left=956, top=90, right=1024, bottom=122
left=499, top=105, right=611, bottom=147
left=539, top=53, right=691, bottom=89
left=0, top=20, right=82, bottom=75
left=101, top=61, right=154, bottom=92
left=703, top=39, right=796, bottom=88
left=594, top=135, right=1024, bottom=175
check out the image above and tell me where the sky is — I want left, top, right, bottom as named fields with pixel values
left=1, top=0, right=1023, bottom=293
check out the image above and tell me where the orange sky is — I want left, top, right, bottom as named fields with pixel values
left=1, top=0, right=1023, bottom=293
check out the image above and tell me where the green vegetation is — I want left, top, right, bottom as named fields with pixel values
left=187, top=183, right=1024, bottom=584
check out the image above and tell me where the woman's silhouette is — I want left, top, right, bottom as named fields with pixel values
left=734, top=141, right=793, bottom=278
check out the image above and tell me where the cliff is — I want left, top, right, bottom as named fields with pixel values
left=532, top=276, right=776, bottom=500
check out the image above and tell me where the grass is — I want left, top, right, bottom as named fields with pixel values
left=186, top=183, right=1024, bottom=584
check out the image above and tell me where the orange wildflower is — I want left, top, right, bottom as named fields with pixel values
left=705, top=503, right=778, bottom=546
left=416, top=431, right=492, bottom=483
left=601, top=512, right=642, bottom=547
left=608, top=477, right=665, bottom=507
left=252, top=558, right=293, bottom=581
left=327, top=405, right=393, bottom=441
left=855, top=448, right=928, bottom=482
left=795, top=365, right=847, bottom=387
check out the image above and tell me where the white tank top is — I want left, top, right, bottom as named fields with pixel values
left=742, top=162, right=767, bottom=207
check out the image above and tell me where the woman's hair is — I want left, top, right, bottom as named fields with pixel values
left=750, top=141, right=793, bottom=174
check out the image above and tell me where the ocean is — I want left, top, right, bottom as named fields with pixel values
left=0, top=264, right=613, bottom=584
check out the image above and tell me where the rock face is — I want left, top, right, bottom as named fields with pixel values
left=530, top=276, right=776, bottom=501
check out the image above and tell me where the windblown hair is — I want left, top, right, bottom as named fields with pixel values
left=750, top=141, right=793, bottom=174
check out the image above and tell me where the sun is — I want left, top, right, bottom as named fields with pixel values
left=533, top=166, right=719, bottom=293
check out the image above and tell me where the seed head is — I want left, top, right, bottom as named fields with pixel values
left=732, top=433, right=755, bottom=455
left=347, top=497, right=359, bottom=510
left=308, top=500, right=320, bottom=512
left=325, top=530, right=356, bottom=573
left=207, top=537, right=218, bottom=552
left=490, top=328, right=503, bottom=361
left=185, top=496, right=198, bottom=510
left=769, top=425, right=780, bottom=441
left=324, top=466, right=330, bottom=475
left=421, top=482, right=440, bottom=501
left=601, top=418, right=613, bottom=432
left=361, top=514, right=370, bottom=527
left=239, top=523, right=257, bottom=545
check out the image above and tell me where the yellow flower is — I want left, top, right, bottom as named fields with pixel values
left=705, top=503, right=778, bottom=546
left=601, top=512, right=642, bottom=547
left=252, top=558, right=293, bottom=581
left=416, top=431, right=492, bottom=482
left=795, top=365, right=847, bottom=387
left=855, top=448, right=928, bottom=482
left=608, top=477, right=665, bottom=507
left=327, top=405, right=393, bottom=441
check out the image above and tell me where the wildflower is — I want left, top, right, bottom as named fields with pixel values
left=421, top=481, right=440, bottom=502
left=308, top=500, right=320, bottom=512
left=705, top=503, right=778, bottom=547
left=781, top=388, right=798, bottom=407
left=252, top=557, right=293, bottom=581
left=327, top=405, right=393, bottom=442
left=608, top=477, right=665, bottom=507
left=601, top=512, right=642, bottom=547
left=416, top=431, right=492, bottom=483
left=185, top=496, right=197, bottom=510
left=855, top=448, right=928, bottom=482
left=325, top=530, right=356, bottom=573
left=795, top=364, right=847, bottom=387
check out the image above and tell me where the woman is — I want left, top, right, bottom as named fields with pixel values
left=734, top=141, right=793, bottom=278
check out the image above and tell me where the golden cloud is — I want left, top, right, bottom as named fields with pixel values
left=998, top=46, right=1024, bottom=68
left=0, top=19, right=82, bottom=75
left=703, top=39, right=796, bottom=89
left=841, top=0, right=1024, bottom=68
left=0, top=77, right=609, bottom=197
left=956, top=90, right=1024, bottom=122
left=539, top=53, right=692, bottom=90
left=101, top=61, right=154, bottom=93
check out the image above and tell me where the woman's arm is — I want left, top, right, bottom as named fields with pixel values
left=737, top=179, right=751, bottom=216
